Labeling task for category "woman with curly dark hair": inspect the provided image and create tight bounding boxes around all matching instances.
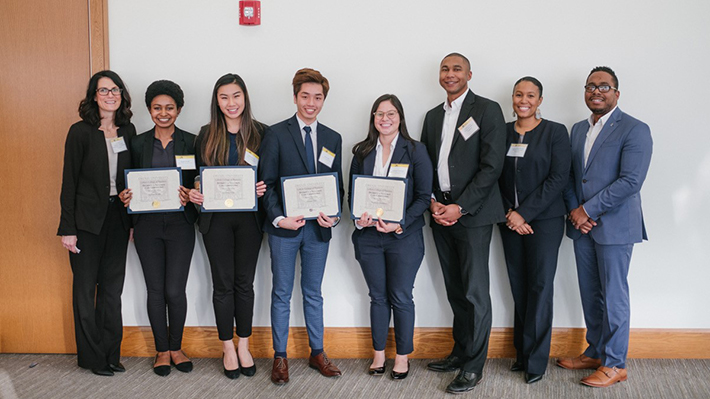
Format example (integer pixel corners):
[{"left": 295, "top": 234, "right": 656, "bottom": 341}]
[
  {"left": 120, "top": 80, "right": 197, "bottom": 376},
  {"left": 58, "top": 70, "right": 135, "bottom": 376}
]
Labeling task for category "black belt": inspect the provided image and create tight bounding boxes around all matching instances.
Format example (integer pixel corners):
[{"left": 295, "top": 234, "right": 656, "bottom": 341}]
[{"left": 109, "top": 195, "right": 118, "bottom": 203}]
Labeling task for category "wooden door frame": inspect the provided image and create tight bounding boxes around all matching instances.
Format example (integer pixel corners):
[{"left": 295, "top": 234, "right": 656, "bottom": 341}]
[{"left": 89, "top": 0, "right": 109, "bottom": 72}]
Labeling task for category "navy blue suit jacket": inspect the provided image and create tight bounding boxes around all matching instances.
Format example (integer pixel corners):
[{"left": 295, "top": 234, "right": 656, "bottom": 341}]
[
  {"left": 563, "top": 108, "right": 653, "bottom": 245},
  {"left": 260, "top": 115, "right": 344, "bottom": 241},
  {"left": 348, "top": 137, "right": 433, "bottom": 238},
  {"left": 498, "top": 119, "right": 570, "bottom": 222}
]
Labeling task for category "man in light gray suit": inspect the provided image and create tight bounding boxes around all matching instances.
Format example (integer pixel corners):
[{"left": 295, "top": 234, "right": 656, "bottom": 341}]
[{"left": 559, "top": 66, "right": 653, "bottom": 387}]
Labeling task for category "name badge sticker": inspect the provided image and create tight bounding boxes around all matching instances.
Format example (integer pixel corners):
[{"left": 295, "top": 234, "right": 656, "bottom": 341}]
[
  {"left": 458, "top": 117, "right": 480, "bottom": 141},
  {"left": 388, "top": 163, "right": 409, "bottom": 178},
  {"left": 506, "top": 143, "right": 528, "bottom": 158},
  {"left": 244, "top": 149, "right": 259, "bottom": 167},
  {"left": 175, "top": 155, "right": 196, "bottom": 170},
  {"left": 110, "top": 137, "right": 128, "bottom": 153},
  {"left": 318, "top": 146, "right": 335, "bottom": 168}
]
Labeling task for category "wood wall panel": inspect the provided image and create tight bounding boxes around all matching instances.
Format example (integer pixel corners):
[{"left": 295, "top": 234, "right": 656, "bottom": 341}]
[
  {"left": 120, "top": 327, "right": 710, "bottom": 359},
  {"left": 0, "top": 0, "right": 106, "bottom": 353}
]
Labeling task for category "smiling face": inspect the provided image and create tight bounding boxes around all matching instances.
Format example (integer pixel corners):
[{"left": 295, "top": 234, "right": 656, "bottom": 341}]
[
  {"left": 585, "top": 71, "right": 619, "bottom": 120},
  {"left": 512, "top": 80, "right": 543, "bottom": 120},
  {"left": 373, "top": 100, "right": 400, "bottom": 139},
  {"left": 94, "top": 77, "right": 122, "bottom": 114},
  {"left": 293, "top": 82, "right": 324, "bottom": 125},
  {"left": 439, "top": 55, "right": 472, "bottom": 101},
  {"left": 217, "top": 83, "right": 245, "bottom": 122},
  {"left": 150, "top": 94, "right": 180, "bottom": 130}
]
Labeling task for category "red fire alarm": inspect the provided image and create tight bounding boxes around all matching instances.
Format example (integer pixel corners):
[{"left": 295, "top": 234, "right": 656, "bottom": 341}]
[{"left": 239, "top": 1, "right": 261, "bottom": 25}]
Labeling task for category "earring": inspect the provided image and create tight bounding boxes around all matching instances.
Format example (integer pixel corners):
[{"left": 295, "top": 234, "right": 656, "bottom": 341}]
[
  {"left": 535, "top": 109, "right": 541, "bottom": 119},
  {"left": 512, "top": 111, "right": 517, "bottom": 118}
]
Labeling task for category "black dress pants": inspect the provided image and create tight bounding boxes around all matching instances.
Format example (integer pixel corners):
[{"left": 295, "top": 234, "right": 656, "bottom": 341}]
[
  {"left": 69, "top": 198, "right": 129, "bottom": 370},
  {"left": 202, "top": 212, "right": 262, "bottom": 340},
  {"left": 499, "top": 216, "right": 564, "bottom": 374},
  {"left": 431, "top": 222, "right": 493, "bottom": 374},
  {"left": 133, "top": 212, "right": 195, "bottom": 352}
]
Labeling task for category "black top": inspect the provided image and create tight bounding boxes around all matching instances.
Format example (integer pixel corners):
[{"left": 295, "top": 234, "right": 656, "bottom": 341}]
[
  {"left": 151, "top": 135, "right": 176, "bottom": 168},
  {"left": 498, "top": 119, "right": 571, "bottom": 222}
]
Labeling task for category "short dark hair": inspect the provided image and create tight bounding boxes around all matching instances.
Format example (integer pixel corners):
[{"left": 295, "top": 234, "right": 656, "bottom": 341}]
[
  {"left": 513, "top": 76, "right": 543, "bottom": 96},
  {"left": 144, "top": 80, "right": 184, "bottom": 109},
  {"left": 292, "top": 68, "right": 330, "bottom": 99},
  {"left": 442, "top": 52, "right": 471, "bottom": 71},
  {"left": 78, "top": 70, "right": 133, "bottom": 126},
  {"left": 588, "top": 66, "right": 618, "bottom": 89}
]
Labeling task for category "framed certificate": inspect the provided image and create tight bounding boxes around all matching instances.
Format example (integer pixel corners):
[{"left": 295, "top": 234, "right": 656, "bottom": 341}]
[
  {"left": 125, "top": 168, "right": 183, "bottom": 214},
  {"left": 200, "top": 166, "right": 257, "bottom": 212},
  {"left": 350, "top": 175, "right": 408, "bottom": 224},
  {"left": 281, "top": 172, "right": 341, "bottom": 220}
]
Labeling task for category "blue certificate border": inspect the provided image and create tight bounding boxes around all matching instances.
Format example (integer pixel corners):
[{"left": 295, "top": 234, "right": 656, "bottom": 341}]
[
  {"left": 124, "top": 167, "right": 184, "bottom": 214},
  {"left": 350, "top": 174, "right": 408, "bottom": 225},
  {"left": 199, "top": 166, "right": 258, "bottom": 213},
  {"left": 280, "top": 172, "right": 341, "bottom": 221}
]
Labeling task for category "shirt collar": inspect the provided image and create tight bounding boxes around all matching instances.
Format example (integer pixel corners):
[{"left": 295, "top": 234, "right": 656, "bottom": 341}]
[
  {"left": 296, "top": 115, "right": 318, "bottom": 133},
  {"left": 376, "top": 133, "right": 400, "bottom": 152},
  {"left": 443, "top": 88, "right": 468, "bottom": 113},
  {"left": 587, "top": 106, "right": 618, "bottom": 127}
]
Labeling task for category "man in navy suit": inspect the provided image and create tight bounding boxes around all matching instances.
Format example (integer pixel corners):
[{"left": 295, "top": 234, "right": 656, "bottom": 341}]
[
  {"left": 558, "top": 66, "right": 653, "bottom": 387},
  {"left": 260, "top": 68, "right": 344, "bottom": 385}
]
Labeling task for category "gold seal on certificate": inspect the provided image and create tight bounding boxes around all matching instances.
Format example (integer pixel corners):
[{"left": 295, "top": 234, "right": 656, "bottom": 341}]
[
  {"left": 152, "top": 200, "right": 161, "bottom": 208},
  {"left": 224, "top": 198, "right": 234, "bottom": 208},
  {"left": 376, "top": 208, "right": 384, "bottom": 217}
]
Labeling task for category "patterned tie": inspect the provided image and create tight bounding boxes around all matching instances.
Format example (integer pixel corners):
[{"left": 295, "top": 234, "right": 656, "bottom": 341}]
[{"left": 304, "top": 126, "right": 316, "bottom": 174}]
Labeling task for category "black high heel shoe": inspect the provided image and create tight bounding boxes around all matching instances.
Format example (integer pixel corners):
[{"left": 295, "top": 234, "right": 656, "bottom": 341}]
[
  {"left": 237, "top": 350, "right": 256, "bottom": 377},
  {"left": 510, "top": 361, "right": 524, "bottom": 372},
  {"left": 222, "top": 354, "right": 240, "bottom": 379},
  {"left": 391, "top": 360, "right": 410, "bottom": 380}
]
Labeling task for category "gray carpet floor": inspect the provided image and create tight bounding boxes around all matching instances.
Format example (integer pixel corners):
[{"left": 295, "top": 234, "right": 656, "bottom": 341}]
[{"left": 0, "top": 355, "right": 708, "bottom": 399}]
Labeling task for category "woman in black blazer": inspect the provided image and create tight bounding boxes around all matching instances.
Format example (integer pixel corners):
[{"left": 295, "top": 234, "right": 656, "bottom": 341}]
[
  {"left": 349, "top": 94, "right": 433, "bottom": 380},
  {"left": 498, "top": 77, "right": 571, "bottom": 384},
  {"left": 120, "top": 80, "right": 196, "bottom": 376},
  {"left": 57, "top": 70, "right": 135, "bottom": 376},
  {"left": 188, "top": 73, "right": 266, "bottom": 379}
]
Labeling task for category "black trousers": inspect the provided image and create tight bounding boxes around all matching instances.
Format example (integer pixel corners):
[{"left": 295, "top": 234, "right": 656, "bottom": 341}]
[
  {"left": 202, "top": 212, "right": 262, "bottom": 340},
  {"left": 133, "top": 212, "right": 195, "bottom": 352},
  {"left": 499, "top": 216, "right": 564, "bottom": 374},
  {"left": 432, "top": 222, "right": 493, "bottom": 374},
  {"left": 69, "top": 198, "right": 129, "bottom": 370}
]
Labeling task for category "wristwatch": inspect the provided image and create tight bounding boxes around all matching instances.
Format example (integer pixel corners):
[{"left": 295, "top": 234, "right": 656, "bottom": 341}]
[{"left": 458, "top": 205, "right": 469, "bottom": 215}]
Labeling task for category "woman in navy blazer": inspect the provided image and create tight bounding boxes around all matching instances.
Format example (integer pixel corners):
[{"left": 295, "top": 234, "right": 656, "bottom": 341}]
[
  {"left": 120, "top": 80, "right": 197, "bottom": 376},
  {"left": 188, "top": 73, "right": 267, "bottom": 379},
  {"left": 58, "top": 70, "right": 135, "bottom": 376},
  {"left": 498, "top": 77, "right": 571, "bottom": 384},
  {"left": 349, "top": 94, "right": 433, "bottom": 380}
]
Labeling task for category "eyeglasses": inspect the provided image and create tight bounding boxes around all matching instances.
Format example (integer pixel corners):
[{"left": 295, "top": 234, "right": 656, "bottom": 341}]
[
  {"left": 584, "top": 84, "right": 617, "bottom": 93},
  {"left": 96, "top": 87, "right": 122, "bottom": 96},
  {"left": 374, "top": 110, "right": 399, "bottom": 120}
]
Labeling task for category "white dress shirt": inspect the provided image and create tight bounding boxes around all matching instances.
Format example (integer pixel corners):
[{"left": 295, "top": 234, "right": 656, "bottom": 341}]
[
  {"left": 584, "top": 106, "right": 617, "bottom": 167},
  {"left": 437, "top": 90, "right": 468, "bottom": 192}
]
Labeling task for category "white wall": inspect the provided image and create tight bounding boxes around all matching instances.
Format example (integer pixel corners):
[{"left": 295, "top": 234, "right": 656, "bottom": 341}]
[{"left": 109, "top": 0, "right": 710, "bottom": 330}]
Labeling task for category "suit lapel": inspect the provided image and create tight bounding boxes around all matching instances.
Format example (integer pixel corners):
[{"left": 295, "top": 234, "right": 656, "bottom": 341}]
[
  {"left": 450, "top": 90, "right": 476, "bottom": 150},
  {"left": 388, "top": 135, "right": 409, "bottom": 173},
  {"left": 585, "top": 108, "right": 622, "bottom": 172},
  {"left": 287, "top": 116, "right": 310, "bottom": 172},
  {"left": 363, "top": 146, "right": 376, "bottom": 176},
  {"left": 173, "top": 128, "right": 186, "bottom": 156},
  {"left": 432, "top": 107, "right": 445, "bottom": 159},
  {"left": 142, "top": 127, "right": 155, "bottom": 168}
]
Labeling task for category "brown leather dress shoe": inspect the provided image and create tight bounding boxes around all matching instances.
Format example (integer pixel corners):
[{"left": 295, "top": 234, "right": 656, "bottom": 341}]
[
  {"left": 581, "top": 366, "right": 627, "bottom": 387},
  {"left": 308, "top": 353, "right": 342, "bottom": 377},
  {"left": 556, "top": 354, "right": 602, "bottom": 370},
  {"left": 271, "top": 357, "right": 289, "bottom": 385}
]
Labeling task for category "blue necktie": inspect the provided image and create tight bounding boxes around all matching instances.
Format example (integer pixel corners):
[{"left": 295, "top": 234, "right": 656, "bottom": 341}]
[{"left": 304, "top": 126, "right": 316, "bottom": 174}]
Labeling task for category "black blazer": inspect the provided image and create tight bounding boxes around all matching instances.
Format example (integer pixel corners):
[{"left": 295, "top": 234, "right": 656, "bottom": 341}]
[
  {"left": 58, "top": 121, "right": 136, "bottom": 236},
  {"left": 130, "top": 126, "right": 198, "bottom": 225},
  {"left": 194, "top": 123, "right": 267, "bottom": 235},
  {"left": 498, "top": 119, "right": 571, "bottom": 222},
  {"left": 259, "top": 115, "right": 344, "bottom": 242},
  {"left": 348, "top": 137, "right": 433, "bottom": 238},
  {"left": 420, "top": 90, "right": 507, "bottom": 227}
]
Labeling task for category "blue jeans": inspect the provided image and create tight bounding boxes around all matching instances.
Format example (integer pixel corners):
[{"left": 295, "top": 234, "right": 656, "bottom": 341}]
[{"left": 268, "top": 221, "right": 330, "bottom": 353}]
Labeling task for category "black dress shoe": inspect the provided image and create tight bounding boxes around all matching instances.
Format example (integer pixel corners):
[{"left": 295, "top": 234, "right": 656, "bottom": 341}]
[
  {"left": 172, "top": 360, "right": 193, "bottom": 373},
  {"left": 91, "top": 366, "right": 114, "bottom": 376},
  {"left": 445, "top": 370, "right": 483, "bottom": 393},
  {"left": 510, "top": 361, "right": 524, "bottom": 372},
  {"left": 154, "top": 354, "right": 171, "bottom": 377},
  {"left": 427, "top": 356, "right": 462, "bottom": 372},
  {"left": 368, "top": 365, "right": 386, "bottom": 376},
  {"left": 525, "top": 372, "right": 543, "bottom": 384},
  {"left": 391, "top": 361, "right": 410, "bottom": 380},
  {"left": 223, "top": 355, "right": 240, "bottom": 379},
  {"left": 238, "top": 358, "right": 256, "bottom": 377},
  {"left": 109, "top": 362, "right": 125, "bottom": 372}
]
